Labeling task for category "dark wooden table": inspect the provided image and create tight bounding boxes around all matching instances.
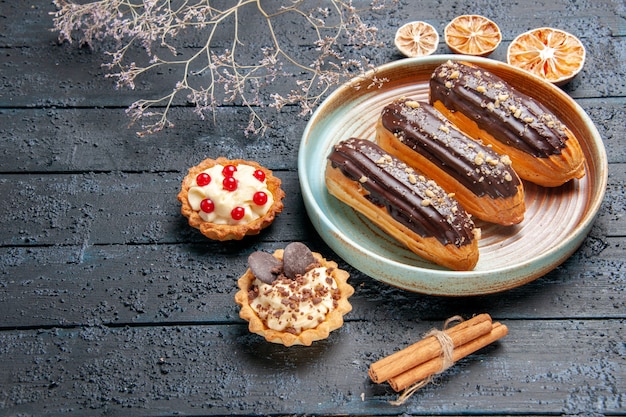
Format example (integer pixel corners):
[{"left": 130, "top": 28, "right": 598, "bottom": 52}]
[{"left": 1, "top": 1, "right": 624, "bottom": 415}]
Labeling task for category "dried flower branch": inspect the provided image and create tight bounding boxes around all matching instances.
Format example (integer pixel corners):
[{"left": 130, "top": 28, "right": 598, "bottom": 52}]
[{"left": 51, "top": 0, "right": 395, "bottom": 136}]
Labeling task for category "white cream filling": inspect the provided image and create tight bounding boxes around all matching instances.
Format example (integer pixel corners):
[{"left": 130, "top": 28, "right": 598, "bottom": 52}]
[
  {"left": 187, "top": 164, "right": 273, "bottom": 225},
  {"left": 251, "top": 267, "right": 338, "bottom": 333}
]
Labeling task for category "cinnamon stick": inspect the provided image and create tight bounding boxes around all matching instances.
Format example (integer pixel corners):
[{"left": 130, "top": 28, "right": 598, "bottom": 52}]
[
  {"left": 388, "top": 321, "right": 508, "bottom": 392},
  {"left": 368, "top": 313, "right": 492, "bottom": 383}
]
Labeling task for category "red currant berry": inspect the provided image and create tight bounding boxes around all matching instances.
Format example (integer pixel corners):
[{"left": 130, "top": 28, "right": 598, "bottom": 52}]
[
  {"left": 253, "top": 191, "right": 268, "bottom": 206},
  {"left": 196, "top": 172, "right": 211, "bottom": 186},
  {"left": 222, "top": 176, "right": 238, "bottom": 191},
  {"left": 253, "top": 169, "right": 265, "bottom": 182},
  {"left": 200, "top": 199, "right": 215, "bottom": 213},
  {"left": 222, "top": 164, "right": 237, "bottom": 177},
  {"left": 231, "top": 206, "right": 245, "bottom": 220}
]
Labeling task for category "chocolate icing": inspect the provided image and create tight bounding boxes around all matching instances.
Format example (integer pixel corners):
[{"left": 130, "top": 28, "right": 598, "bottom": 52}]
[
  {"left": 380, "top": 99, "right": 521, "bottom": 199},
  {"left": 430, "top": 60, "right": 569, "bottom": 158},
  {"left": 327, "top": 138, "right": 476, "bottom": 247}
]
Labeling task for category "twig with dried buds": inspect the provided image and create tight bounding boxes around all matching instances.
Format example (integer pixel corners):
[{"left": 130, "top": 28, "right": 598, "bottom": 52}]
[{"left": 51, "top": 0, "right": 395, "bottom": 136}]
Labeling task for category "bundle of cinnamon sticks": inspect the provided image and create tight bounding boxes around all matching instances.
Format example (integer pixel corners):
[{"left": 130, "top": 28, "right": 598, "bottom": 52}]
[{"left": 368, "top": 313, "right": 507, "bottom": 392}]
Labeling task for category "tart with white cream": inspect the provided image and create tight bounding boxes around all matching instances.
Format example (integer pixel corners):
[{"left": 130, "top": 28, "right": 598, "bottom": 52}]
[
  {"left": 178, "top": 157, "right": 284, "bottom": 240},
  {"left": 235, "top": 242, "right": 354, "bottom": 346}
]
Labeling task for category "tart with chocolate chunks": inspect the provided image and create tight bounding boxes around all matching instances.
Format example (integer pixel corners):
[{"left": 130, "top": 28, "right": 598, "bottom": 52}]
[{"left": 235, "top": 242, "right": 353, "bottom": 346}]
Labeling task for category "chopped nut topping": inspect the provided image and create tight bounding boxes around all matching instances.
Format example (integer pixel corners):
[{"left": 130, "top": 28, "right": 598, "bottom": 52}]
[
  {"left": 486, "top": 156, "right": 499, "bottom": 166},
  {"left": 500, "top": 155, "right": 512, "bottom": 165}
]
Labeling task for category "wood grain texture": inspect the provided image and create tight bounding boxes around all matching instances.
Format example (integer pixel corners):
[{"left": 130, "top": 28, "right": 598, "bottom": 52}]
[
  {"left": 0, "top": 234, "right": 624, "bottom": 329},
  {"left": 0, "top": 0, "right": 624, "bottom": 415},
  {"left": 0, "top": 320, "right": 623, "bottom": 415}
]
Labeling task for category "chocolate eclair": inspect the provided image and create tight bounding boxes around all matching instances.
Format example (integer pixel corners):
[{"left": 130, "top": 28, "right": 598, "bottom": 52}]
[
  {"left": 377, "top": 98, "right": 525, "bottom": 225},
  {"left": 430, "top": 60, "right": 585, "bottom": 187},
  {"left": 325, "top": 137, "right": 480, "bottom": 271}
]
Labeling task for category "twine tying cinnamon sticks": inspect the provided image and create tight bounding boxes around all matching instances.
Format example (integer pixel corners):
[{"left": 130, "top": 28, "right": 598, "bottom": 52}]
[{"left": 368, "top": 313, "right": 508, "bottom": 405}]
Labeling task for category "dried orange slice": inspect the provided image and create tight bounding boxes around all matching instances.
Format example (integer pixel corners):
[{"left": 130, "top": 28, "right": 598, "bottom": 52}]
[
  {"left": 444, "top": 15, "right": 502, "bottom": 57},
  {"left": 394, "top": 21, "right": 439, "bottom": 57},
  {"left": 507, "top": 27, "right": 586, "bottom": 85}
]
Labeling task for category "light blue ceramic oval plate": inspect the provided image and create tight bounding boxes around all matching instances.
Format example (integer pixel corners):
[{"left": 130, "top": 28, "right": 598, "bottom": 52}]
[{"left": 298, "top": 55, "right": 608, "bottom": 296}]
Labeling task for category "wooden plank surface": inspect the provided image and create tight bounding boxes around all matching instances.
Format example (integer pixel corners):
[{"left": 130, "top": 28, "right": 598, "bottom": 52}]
[
  {"left": 1, "top": 1, "right": 625, "bottom": 109},
  {"left": 0, "top": 235, "right": 624, "bottom": 329},
  {"left": 1, "top": 165, "right": 624, "bottom": 246},
  {"left": 1, "top": 97, "right": 624, "bottom": 174},
  {"left": 0, "top": 0, "right": 624, "bottom": 415},
  {"left": 1, "top": 320, "right": 624, "bottom": 416}
]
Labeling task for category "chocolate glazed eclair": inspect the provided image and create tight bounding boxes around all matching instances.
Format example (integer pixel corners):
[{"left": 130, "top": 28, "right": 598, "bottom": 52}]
[
  {"left": 377, "top": 98, "right": 525, "bottom": 226},
  {"left": 326, "top": 137, "right": 480, "bottom": 271},
  {"left": 429, "top": 60, "right": 585, "bottom": 187}
]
